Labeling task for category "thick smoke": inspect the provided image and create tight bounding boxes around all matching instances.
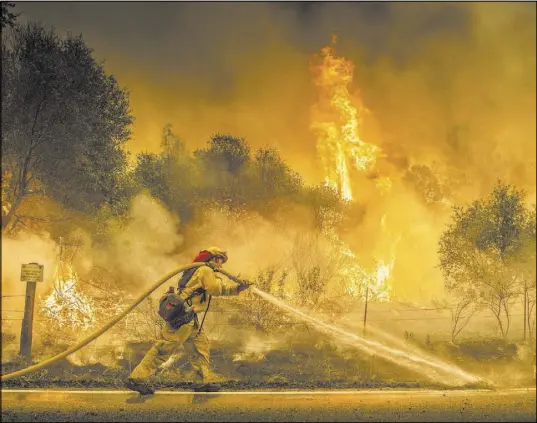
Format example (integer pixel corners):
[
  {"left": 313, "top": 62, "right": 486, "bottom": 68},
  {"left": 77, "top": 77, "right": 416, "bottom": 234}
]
[
  {"left": 95, "top": 193, "right": 186, "bottom": 290},
  {"left": 15, "top": 3, "right": 535, "bottom": 194},
  {"left": 5, "top": 3, "right": 535, "bottom": 360},
  {"left": 1, "top": 232, "right": 60, "bottom": 340}
]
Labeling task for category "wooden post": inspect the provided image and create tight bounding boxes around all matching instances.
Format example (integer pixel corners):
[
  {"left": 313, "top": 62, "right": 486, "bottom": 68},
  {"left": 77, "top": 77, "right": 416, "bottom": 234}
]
[
  {"left": 20, "top": 280, "right": 37, "bottom": 360},
  {"left": 523, "top": 287, "right": 527, "bottom": 342},
  {"left": 363, "top": 286, "right": 369, "bottom": 336}
]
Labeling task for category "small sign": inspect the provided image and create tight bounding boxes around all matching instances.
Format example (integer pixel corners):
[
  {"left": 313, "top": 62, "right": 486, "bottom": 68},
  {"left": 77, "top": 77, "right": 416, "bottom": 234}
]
[{"left": 20, "top": 263, "right": 44, "bottom": 282}]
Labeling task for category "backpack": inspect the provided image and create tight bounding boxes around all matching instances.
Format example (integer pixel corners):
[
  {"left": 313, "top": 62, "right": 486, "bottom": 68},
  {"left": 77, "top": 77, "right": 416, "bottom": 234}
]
[{"left": 158, "top": 266, "right": 207, "bottom": 328}]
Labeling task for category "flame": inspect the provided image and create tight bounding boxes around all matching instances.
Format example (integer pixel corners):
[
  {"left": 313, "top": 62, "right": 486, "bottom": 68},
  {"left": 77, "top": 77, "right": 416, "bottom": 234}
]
[
  {"left": 41, "top": 262, "right": 95, "bottom": 330},
  {"left": 343, "top": 255, "right": 395, "bottom": 303},
  {"left": 322, "top": 225, "right": 395, "bottom": 302},
  {"left": 310, "top": 36, "right": 381, "bottom": 201}
]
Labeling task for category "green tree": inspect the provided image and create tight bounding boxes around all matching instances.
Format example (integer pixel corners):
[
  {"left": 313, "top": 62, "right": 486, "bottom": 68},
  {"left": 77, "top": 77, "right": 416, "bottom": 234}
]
[
  {"left": 438, "top": 182, "right": 533, "bottom": 339},
  {"left": 1, "top": 23, "right": 132, "bottom": 233}
]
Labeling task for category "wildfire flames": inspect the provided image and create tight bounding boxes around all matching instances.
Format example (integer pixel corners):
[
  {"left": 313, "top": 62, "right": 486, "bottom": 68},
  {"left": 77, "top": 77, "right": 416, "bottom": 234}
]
[
  {"left": 311, "top": 37, "right": 398, "bottom": 302},
  {"left": 337, "top": 236, "right": 395, "bottom": 303},
  {"left": 41, "top": 261, "right": 95, "bottom": 330},
  {"left": 310, "top": 35, "right": 381, "bottom": 202}
]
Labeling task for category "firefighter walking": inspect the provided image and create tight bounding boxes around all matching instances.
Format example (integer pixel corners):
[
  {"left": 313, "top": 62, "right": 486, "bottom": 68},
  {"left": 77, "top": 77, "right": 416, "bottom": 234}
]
[{"left": 126, "top": 247, "right": 253, "bottom": 395}]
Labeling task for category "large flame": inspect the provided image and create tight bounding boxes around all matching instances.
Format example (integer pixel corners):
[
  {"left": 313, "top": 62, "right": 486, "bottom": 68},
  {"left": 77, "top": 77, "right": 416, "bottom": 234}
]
[
  {"left": 41, "top": 262, "right": 95, "bottom": 330},
  {"left": 310, "top": 35, "right": 380, "bottom": 201},
  {"left": 311, "top": 37, "right": 395, "bottom": 301}
]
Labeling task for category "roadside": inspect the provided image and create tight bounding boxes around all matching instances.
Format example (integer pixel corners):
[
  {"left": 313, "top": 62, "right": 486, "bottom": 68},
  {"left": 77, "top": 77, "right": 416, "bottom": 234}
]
[
  {"left": 2, "top": 388, "right": 535, "bottom": 422},
  {"left": 2, "top": 336, "right": 535, "bottom": 391}
]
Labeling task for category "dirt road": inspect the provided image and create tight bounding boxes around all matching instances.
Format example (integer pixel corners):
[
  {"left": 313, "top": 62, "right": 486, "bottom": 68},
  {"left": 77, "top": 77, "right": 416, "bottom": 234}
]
[{"left": 1, "top": 388, "right": 535, "bottom": 422}]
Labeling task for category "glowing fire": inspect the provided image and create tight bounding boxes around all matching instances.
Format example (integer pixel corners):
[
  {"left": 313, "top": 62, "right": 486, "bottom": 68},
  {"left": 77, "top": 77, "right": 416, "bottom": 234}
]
[
  {"left": 41, "top": 262, "right": 95, "bottom": 330},
  {"left": 342, "top": 250, "right": 395, "bottom": 303},
  {"left": 310, "top": 35, "right": 380, "bottom": 201},
  {"left": 323, "top": 225, "right": 395, "bottom": 302}
]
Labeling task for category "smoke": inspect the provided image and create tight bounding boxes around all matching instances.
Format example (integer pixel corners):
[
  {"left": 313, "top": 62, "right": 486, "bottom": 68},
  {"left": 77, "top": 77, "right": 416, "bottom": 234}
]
[
  {"left": 94, "top": 193, "right": 186, "bottom": 290},
  {"left": 4, "top": 3, "right": 534, "bottom": 371},
  {"left": 14, "top": 2, "right": 535, "bottom": 190},
  {"left": 1, "top": 231, "right": 60, "bottom": 339},
  {"left": 12, "top": 2, "right": 535, "bottom": 303}
]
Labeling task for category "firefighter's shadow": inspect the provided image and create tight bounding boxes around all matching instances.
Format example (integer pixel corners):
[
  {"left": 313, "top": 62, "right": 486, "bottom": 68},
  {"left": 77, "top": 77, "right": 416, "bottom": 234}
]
[{"left": 126, "top": 394, "right": 155, "bottom": 404}]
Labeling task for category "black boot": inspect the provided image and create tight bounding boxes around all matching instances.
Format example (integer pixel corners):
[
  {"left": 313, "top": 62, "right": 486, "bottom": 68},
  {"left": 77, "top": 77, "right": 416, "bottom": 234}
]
[{"left": 125, "top": 378, "right": 155, "bottom": 395}]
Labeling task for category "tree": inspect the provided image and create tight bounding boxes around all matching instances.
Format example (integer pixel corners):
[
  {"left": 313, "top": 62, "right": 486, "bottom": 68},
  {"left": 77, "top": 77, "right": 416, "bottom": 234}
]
[
  {"left": 133, "top": 125, "right": 197, "bottom": 223},
  {"left": 1, "top": 23, "right": 132, "bottom": 234},
  {"left": 438, "top": 182, "right": 532, "bottom": 339},
  {"left": 512, "top": 208, "right": 536, "bottom": 340},
  {"left": 248, "top": 147, "right": 302, "bottom": 213},
  {"left": 290, "top": 232, "right": 345, "bottom": 307},
  {"left": 403, "top": 164, "right": 445, "bottom": 204},
  {"left": 300, "top": 184, "right": 343, "bottom": 232},
  {"left": 254, "top": 147, "right": 301, "bottom": 195},
  {"left": 1, "top": 2, "right": 18, "bottom": 29},
  {"left": 193, "top": 134, "right": 251, "bottom": 206},
  {"left": 433, "top": 296, "right": 479, "bottom": 343},
  {"left": 194, "top": 134, "right": 250, "bottom": 176},
  {"left": 160, "top": 123, "right": 186, "bottom": 161}
]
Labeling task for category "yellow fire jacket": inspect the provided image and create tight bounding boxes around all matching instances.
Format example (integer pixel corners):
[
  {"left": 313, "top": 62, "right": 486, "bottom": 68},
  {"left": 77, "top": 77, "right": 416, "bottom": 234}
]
[{"left": 178, "top": 265, "right": 241, "bottom": 314}]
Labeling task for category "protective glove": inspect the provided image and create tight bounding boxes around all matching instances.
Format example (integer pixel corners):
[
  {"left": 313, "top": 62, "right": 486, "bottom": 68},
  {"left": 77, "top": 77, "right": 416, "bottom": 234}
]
[{"left": 236, "top": 280, "right": 255, "bottom": 293}]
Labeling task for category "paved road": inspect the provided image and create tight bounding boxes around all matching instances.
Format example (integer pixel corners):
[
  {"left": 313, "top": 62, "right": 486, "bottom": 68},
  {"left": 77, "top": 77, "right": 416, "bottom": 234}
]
[{"left": 1, "top": 388, "right": 535, "bottom": 422}]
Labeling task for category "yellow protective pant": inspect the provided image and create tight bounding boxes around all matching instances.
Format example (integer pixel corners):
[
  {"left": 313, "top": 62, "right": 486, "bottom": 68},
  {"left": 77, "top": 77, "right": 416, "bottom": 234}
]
[{"left": 129, "top": 320, "right": 210, "bottom": 383}]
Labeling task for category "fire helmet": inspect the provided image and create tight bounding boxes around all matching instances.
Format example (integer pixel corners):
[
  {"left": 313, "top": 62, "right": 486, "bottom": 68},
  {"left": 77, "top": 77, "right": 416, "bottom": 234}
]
[{"left": 194, "top": 246, "right": 228, "bottom": 263}]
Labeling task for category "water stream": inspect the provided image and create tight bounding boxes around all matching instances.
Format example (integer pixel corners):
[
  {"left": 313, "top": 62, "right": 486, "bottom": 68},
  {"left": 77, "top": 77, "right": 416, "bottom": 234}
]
[{"left": 252, "top": 287, "right": 482, "bottom": 386}]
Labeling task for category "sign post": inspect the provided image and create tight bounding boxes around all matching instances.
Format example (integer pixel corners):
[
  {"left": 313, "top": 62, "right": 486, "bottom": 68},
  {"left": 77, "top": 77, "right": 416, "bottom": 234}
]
[{"left": 20, "top": 263, "right": 44, "bottom": 361}]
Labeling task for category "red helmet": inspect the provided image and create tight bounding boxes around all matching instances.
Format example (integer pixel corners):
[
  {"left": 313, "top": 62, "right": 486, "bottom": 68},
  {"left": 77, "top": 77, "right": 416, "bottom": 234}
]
[{"left": 193, "top": 246, "right": 228, "bottom": 263}]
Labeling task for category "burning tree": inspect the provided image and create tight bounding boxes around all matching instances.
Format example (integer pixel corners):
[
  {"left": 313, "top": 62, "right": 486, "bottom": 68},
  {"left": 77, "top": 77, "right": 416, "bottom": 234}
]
[{"left": 439, "top": 182, "right": 535, "bottom": 339}]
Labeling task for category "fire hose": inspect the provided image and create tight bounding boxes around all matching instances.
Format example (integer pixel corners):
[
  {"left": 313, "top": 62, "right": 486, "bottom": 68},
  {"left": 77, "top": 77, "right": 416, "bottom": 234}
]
[
  {"left": 1, "top": 264, "right": 485, "bottom": 387},
  {"left": 0, "top": 262, "right": 208, "bottom": 382}
]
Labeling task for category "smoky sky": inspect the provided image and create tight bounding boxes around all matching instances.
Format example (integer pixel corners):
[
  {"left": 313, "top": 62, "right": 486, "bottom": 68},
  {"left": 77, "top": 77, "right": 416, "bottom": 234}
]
[
  {"left": 13, "top": 2, "right": 468, "bottom": 94},
  {"left": 10, "top": 2, "right": 535, "bottom": 197}
]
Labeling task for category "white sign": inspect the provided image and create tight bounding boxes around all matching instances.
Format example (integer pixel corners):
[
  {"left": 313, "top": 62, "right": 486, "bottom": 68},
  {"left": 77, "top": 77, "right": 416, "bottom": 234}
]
[{"left": 20, "top": 263, "right": 44, "bottom": 282}]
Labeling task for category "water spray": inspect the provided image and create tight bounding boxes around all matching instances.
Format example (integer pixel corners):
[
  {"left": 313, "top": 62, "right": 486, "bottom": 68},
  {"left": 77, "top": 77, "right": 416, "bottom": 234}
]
[
  {"left": 250, "top": 287, "right": 483, "bottom": 386},
  {"left": 2, "top": 263, "right": 484, "bottom": 387}
]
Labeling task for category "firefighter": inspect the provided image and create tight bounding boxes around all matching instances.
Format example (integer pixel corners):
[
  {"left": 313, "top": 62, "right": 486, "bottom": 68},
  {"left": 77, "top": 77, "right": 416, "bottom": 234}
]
[{"left": 126, "top": 247, "right": 253, "bottom": 395}]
